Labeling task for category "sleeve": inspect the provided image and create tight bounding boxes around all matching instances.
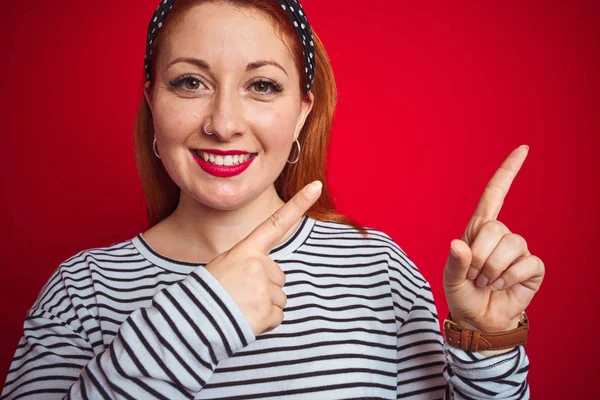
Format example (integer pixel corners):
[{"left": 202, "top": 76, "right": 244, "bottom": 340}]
[
  {"left": 1, "top": 267, "right": 255, "bottom": 400},
  {"left": 395, "top": 281, "right": 530, "bottom": 399}
]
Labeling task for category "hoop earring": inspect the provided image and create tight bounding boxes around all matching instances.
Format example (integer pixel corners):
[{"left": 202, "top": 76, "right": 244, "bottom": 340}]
[
  {"left": 153, "top": 136, "right": 161, "bottom": 159},
  {"left": 287, "top": 139, "right": 301, "bottom": 164},
  {"left": 204, "top": 123, "right": 213, "bottom": 135}
]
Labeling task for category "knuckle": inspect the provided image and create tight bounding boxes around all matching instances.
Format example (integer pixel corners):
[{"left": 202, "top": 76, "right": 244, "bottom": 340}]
[
  {"left": 531, "top": 255, "right": 545, "bottom": 271},
  {"left": 247, "top": 257, "right": 262, "bottom": 269},
  {"left": 282, "top": 294, "right": 288, "bottom": 308},
  {"left": 471, "top": 253, "right": 484, "bottom": 268},
  {"left": 266, "top": 261, "right": 286, "bottom": 286},
  {"left": 247, "top": 258, "right": 265, "bottom": 277},
  {"left": 274, "top": 307, "right": 284, "bottom": 324},
  {"left": 505, "top": 233, "right": 527, "bottom": 248},
  {"left": 485, "top": 260, "right": 504, "bottom": 275},
  {"left": 485, "top": 183, "right": 507, "bottom": 197},
  {"left": 470, "top": 249, "right": 486, "bottom": 267},
  {"left": 278, "top": 269, "right": 287, "bottom": 286},
  {"left": 483, "top": 220, "right": 508, "bottom": 234},
  {"left": 269, "top": 261, "right": 286, "bottom": 285},
  {"left": 267, "top": 212, "right": 285, "bottom": 231},
  {"left": 510, "top": 267, "right": 525, "bottom": 282},
  {"left": 278, "top": 288, "right": 288, "bottom": 303},
  {"left": 470, "top": 250, "right": 487, "bottom": 268},
  {"left": 290, "top": 192, "right": 305, "bottom": 208},
  {"left": 247, "top": 256, "right": 261, "bottom": 265}
]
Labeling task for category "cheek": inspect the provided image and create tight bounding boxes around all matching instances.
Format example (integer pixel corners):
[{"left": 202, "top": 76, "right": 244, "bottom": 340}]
[
  {"left": 248, "top": 102, "right": 299, "bottom": 150},
  {"left": 153, "top": 98, "right": 201, "bottom": 142}
]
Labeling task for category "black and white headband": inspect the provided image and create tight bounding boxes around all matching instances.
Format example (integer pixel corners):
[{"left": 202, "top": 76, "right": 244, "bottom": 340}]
[{"left": 144, "top": 0, "right": 316, "bottom": 90}]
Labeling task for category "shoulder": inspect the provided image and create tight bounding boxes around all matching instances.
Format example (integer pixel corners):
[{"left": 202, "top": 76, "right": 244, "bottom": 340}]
[
  {"left": 56, "top": 238, "right": 141, "bottom": 276},
  {"left": 32, "top": 238, "right": 141, "bottom": 309},
  {"left": 310, "top": 219, "right": 427, "bottom": 289},
  {"left": 69, "top": 237, "right": 139, "bottom": 261}
]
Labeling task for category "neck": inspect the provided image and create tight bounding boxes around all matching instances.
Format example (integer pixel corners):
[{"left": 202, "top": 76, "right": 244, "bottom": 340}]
[{"left": 154, "top": 185, "right": 291, "bottom": 262}]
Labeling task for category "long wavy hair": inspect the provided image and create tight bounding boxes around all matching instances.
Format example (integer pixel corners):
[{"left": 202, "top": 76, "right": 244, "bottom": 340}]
[{"left": 135, "top": 0, "right": 365, "bottom": 234}]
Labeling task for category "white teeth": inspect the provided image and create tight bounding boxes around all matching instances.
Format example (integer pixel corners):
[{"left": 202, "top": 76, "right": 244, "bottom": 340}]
[{"left": 196, "top": 151, "right": 253, "bottom": 166}]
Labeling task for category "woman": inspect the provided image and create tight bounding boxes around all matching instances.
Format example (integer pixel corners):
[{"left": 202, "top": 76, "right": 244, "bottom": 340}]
[{"left": 1, "top": 0, "right": 544, "bottom": 399}]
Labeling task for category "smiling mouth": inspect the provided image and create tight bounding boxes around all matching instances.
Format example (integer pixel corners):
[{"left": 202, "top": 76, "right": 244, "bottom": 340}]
[{"left": 193, "top": 150, "right": 257, "bottom": 166}]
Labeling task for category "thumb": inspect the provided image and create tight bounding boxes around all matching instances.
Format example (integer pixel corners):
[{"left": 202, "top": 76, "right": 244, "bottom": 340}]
[{"left": 443, "top": 239, "right": 473, "bottom": 288}]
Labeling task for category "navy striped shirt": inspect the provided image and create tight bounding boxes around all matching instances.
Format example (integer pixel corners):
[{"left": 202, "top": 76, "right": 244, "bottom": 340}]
[{"left": 1, "top": 217, "right": 529, "bottom": 399}]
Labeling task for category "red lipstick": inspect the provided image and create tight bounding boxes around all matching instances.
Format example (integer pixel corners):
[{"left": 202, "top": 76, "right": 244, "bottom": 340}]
[{"left": 191, "top": 150, "right": 256, "bottom": 178}]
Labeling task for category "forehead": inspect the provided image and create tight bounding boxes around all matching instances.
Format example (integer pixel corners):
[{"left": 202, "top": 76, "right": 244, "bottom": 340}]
[{"left": 161, "top": 2, "right": 296, "bottom": 70}]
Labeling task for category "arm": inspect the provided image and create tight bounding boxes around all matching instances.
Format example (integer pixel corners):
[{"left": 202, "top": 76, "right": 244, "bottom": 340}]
[
  {"left": 1, "top": 267, "right": 255, "bottom": 400},
  {"left": 395, "top": 282, "right": 529, "bottom": 399}
]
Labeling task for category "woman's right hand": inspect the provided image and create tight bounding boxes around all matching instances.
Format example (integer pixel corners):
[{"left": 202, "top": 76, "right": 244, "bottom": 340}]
[{"left": 204, "top": 181, "right": 323, "bottom": 336}]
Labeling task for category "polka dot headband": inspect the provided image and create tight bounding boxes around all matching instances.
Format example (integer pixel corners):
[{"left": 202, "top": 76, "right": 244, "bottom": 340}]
[{"left": 144, "top": 0, "right": 316, "bottom": 90}]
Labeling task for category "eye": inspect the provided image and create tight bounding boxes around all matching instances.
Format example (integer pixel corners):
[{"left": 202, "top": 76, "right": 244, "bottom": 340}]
[
  {"left": 183, "top": 78, "right": 201, "bottom": 90},
  {"left": 169, "top": 75, "right": 206, "bottom": 92},
  {"left": 253, "top": 81, "right": 270, "bottom": 93},
  {"left": 250, "top": 79, "right": 284, "bottom": 95}
]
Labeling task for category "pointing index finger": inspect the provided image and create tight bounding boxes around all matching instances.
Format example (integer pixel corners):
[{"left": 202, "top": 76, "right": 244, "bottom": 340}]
[
  {"left": 242, "top": 181, "right": 323, "bottom": 254},
  {"left": 471, "top": 145, "right": 529, "bottom": 222}
]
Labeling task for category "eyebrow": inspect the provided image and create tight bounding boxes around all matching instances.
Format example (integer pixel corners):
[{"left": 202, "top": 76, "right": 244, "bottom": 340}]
[
  {"left": 247, "top": 61, "right": 288, "bottom": 77},
  {"left": 166, "top": 57, "right": 288, "bottom": 76}
]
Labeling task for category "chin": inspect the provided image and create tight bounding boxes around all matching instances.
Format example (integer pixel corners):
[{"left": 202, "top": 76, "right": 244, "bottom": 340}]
[
  {"left": 203, "top": 198, "right": 247, "bottom": 211},
  {"left": 194, "top": 187, "right": 258, "bottom": 211}
]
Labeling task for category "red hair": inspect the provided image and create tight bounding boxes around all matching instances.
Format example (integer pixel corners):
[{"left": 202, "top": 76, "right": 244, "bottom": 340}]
[{"left": 135, "top": 0, "right": 366, "bottom": 235}]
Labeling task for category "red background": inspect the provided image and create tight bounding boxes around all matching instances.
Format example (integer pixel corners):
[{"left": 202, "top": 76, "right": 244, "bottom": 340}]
[{"left": 1, "top": 0, "right": 598, "bottom": 397}]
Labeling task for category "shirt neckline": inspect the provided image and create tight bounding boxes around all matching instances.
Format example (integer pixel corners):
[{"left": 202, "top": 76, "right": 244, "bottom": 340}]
[{"left": 130, "top": 215, "right": 315, "bottom": 274}]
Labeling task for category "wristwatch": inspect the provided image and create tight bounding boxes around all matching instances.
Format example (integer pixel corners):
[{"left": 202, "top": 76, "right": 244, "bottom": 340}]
[{"left": 443, "top": 312, "right": 529, "bottom": 351}]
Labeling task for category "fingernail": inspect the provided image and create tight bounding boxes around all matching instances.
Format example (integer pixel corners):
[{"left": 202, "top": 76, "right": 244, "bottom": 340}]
[
  {"left": 475, "top": 274, "right": 489, "bottom": 288},
  {"left": 492, "top": 278, "right": 505, "bottom": 290},
  {"left": 519, "top": 144, "right": 529, "bottom": 151},
  {"left": 467, "top": 267, "right": 479, "bottom": 280},
  {"left": 306, "top": 181, "right": 322, "bottom": 195}
]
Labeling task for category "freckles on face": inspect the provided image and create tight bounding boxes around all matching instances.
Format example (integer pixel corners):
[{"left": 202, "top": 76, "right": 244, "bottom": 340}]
[
  {"left": 151, "top": 92, "right": 204, "bottom": 194},
  {"left": 152, "top": 94, "right": 194, "bottom": 142}
]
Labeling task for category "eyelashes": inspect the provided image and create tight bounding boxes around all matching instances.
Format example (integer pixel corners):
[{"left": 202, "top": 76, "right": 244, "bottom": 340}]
[
  {"left": 169, "top": 75, "right": 204, "bottom": 92},
  {"left": 248, "top": 77, "right": 284, "bottom": 94},
  {"left": 168, "top": 74, "right": 284, "bottom": 96}
]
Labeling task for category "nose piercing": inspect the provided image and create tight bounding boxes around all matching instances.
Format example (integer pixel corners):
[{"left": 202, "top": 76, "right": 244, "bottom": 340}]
[{"left": 204, "top": 123, "right": 214, "bottom": 135}]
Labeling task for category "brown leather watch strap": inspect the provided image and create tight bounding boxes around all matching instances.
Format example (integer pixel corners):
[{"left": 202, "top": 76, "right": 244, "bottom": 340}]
[{"left": 443, "top": 312, "right": 529, "bottom": 351}]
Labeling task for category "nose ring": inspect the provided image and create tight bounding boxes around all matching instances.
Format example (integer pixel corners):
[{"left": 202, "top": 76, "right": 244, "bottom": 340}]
[{"left": 204, "top": 123, "right": 214, "bottom": 135}]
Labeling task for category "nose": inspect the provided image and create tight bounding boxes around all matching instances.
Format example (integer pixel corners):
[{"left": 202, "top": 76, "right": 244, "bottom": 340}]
[{"left": 207, "top": 87, "right": 246, "bottom": 141}]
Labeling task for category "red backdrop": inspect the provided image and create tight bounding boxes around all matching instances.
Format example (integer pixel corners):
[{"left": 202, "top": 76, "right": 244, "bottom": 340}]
[{"left": 1, "top": 0, "right": 598, "bottom": 397}]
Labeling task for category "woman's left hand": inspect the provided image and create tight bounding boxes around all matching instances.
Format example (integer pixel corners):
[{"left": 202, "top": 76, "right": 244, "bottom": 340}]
[{"left": 443, "top": 145, "right": 545, "bottom": 333}]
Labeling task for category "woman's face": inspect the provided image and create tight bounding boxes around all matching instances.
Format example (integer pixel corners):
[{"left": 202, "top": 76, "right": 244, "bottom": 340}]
[{"left": 145, "top": 2, "right": 313, "bottom": 211}]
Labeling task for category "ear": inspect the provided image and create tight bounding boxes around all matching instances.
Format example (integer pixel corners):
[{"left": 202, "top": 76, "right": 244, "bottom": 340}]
[
  {"left": 293, "top": 91, "right": 315, "bottom": 141},
  {"left": 143, "top": 80, "right": 153, "bottom": 112}
]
